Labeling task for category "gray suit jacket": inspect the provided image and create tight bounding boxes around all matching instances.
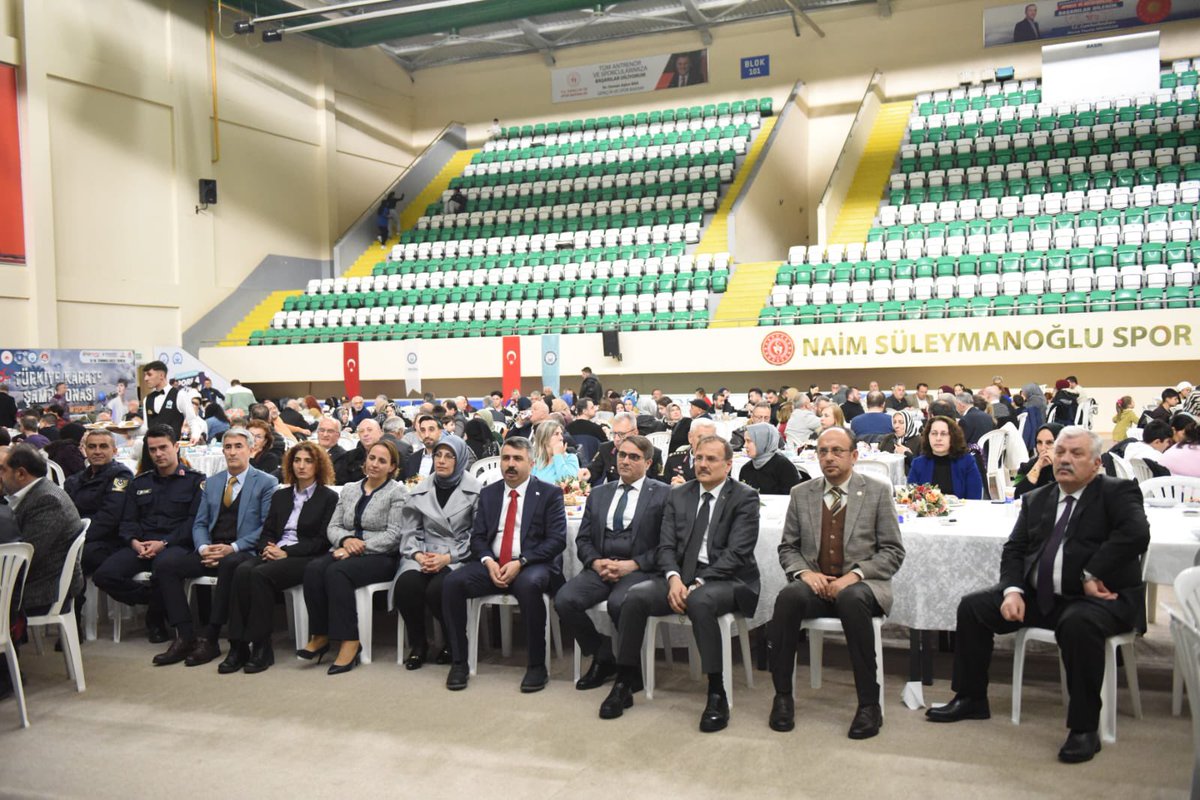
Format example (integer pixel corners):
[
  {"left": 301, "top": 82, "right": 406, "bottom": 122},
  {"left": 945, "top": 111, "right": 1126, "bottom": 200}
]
[
  {"left": 658, "top": 479, "right": 761, "bottom": 616},
  {"left": 777, "top": 472, "right": 905, "bottom": 613},
  {"left": 396, "top": 474, "right": 482, "bottom": 576},
  {"left": 327, "top": 479, "right": 410, "bottom": 554},
  {"left": 13, "top": 479, "right": 84, "bottom": 609}
]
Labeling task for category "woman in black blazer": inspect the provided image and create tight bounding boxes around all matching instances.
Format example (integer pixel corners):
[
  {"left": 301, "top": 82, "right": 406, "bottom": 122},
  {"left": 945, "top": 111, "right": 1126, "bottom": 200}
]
[{"left": 221, "top": 441, "right": 338, "bottom": 674}]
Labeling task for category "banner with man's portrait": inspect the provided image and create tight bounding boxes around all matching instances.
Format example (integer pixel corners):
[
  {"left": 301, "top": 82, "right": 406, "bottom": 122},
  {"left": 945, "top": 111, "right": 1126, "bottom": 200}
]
[
  {"left": 983, "top": 0, "right": 1200, "bottom": 48},
  {"left": 551, "top": 49, "right": 708, "bottom": 104}
]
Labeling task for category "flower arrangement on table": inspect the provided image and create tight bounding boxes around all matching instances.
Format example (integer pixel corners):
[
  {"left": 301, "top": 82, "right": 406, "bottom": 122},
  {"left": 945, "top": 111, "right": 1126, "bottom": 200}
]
[
  {"left": 895, "top": 483, "right": 950, "bottom": 518},
  {"left": 557, "top": 476, "right": 590, "bottom": 506}
]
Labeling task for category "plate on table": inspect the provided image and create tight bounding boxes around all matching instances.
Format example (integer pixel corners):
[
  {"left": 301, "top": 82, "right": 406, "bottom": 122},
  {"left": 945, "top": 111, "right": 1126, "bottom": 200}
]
[
  {"left": 945, "top": 495, "right": 964, "bottom": 508},
  {"left": 1146, "top": 497, "right": 1177, "bottom": 509}
]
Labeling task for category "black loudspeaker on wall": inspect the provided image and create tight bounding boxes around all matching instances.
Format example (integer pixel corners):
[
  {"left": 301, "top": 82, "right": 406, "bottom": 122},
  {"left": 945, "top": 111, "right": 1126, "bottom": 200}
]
[
  {"left": 199, "top": 179, "right": 217, "bottom": 205},
  {"left": 601, "top": 329, "right": 621, "bottom": 361}
]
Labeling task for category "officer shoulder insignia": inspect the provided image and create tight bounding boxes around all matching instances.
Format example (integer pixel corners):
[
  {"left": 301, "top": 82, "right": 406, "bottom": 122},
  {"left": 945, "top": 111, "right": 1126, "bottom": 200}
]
[
  {"left": 112, "top": 477, "right": 128, "bottom": 493},
  {"left": 671, "top": 445, "right": 691, "bottom": 455},
  {"left": 199, "top": 479, "right": 206, "bottom": 491}
]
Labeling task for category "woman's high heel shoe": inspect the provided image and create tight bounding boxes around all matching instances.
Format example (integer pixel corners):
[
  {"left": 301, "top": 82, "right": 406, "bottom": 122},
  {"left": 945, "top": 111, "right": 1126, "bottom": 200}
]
[
  {"left": 327, "top": 645, "right": 362, "bottom": 675},
  {"left": 296, "top": 643, "right": 330, "bottom": 663}
]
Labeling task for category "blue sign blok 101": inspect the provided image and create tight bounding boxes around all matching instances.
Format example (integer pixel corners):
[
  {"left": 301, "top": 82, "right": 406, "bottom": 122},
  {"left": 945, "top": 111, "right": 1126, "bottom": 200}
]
[{"left": 741, "top": 55, "right": 769, "bottom": 79}]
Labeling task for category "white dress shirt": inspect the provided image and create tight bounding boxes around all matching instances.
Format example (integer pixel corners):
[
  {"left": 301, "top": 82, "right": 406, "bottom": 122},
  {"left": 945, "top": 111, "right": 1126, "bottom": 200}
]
[
  {"left": 418, "top": 449, "right": 435, "bottom": 477},
  {"left": 6, "top": 477, "right": 43, "bottom": 511},
  {"left": 606, "top": 476, "right": 645, "bottom": 532},
  {"left": 485, "top": 478, "right": 529, "bottom": 561}
]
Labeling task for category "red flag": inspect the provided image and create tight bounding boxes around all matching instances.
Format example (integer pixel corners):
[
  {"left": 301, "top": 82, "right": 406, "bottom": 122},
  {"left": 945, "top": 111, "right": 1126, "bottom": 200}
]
[
  {"left": 343, "top": 342, "right": 361, "bottom": 398},
  {"left": 501, "top": 336, "right": 521, "bottom": 399}
]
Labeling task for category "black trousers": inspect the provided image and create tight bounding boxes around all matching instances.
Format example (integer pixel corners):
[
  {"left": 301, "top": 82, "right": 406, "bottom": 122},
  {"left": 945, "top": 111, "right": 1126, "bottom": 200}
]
[
  {"left": 82, "top": 540, "right": 123, "bottom": 578},
  {"left": 227, "top": 555, "right": 315, "bottom": 644},
  {"left": 442, "top": 561, "right": 563, "bottom": 666},
  {"left": 953, "top": 586, "right": 1131, "bottom": 732},
  {"left": 616, "top": 577, "right": 739, "bottom": 675},
  {"left": 91, "top": 546, "right": 165, "bottom": 625},
  {"left": 392, "top": 567, "right": 451, "bottom": 649},
  {"left": 302, "top": 552, "right": 398, "bottom": 641},
  {"left": 768, "top": 580, "right": 883, "bottom": 706},
  {"left": 554, "top": 569, "right": 654, "bottom": 662},
  {"left": 153, "top": 547, "right": 255, "bottom": 636}
]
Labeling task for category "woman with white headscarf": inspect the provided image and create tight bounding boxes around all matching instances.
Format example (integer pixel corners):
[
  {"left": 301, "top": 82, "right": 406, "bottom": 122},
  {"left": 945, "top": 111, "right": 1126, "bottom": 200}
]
[
  {"left": 738, "top": 422, "right": 805, "bottom": 495},
  {"left": 879, "top": 409, "right": 923, "bottom": 471}
]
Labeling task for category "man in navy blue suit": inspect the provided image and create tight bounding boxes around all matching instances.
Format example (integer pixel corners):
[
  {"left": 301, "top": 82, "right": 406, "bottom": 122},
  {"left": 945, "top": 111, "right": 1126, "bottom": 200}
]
[
  {"left": 151, "top": 426, "right": 277, "bottom": 667},
  {"left": 556, "top": 434, "right": 669, "bottom": 691},
  {"left": 443, "top": 436, "right": 566, "bottom": 693}
]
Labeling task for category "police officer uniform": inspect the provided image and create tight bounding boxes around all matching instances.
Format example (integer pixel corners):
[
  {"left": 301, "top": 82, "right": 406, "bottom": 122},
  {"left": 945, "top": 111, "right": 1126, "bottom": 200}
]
[
  {"left": 144, "top": 385, "right": 187, "bottom": 440},
  {"left": 91, "top": 465, "right": 205, "bottom": 638},
  {"left": 664, "top": 444, "right": 696, "bottom": 483},
  {"left": 64, "top": 460, "right": 134, "bottom": 576}
]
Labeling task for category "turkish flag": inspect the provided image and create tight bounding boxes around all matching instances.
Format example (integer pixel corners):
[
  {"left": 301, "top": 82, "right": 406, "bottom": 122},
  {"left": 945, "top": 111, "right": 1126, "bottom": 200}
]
[
  {"left": 501, "top": 336, "right": 521, "bottom": 399},
  {"left": 343, "top": 342, "right": 361, "bottom": 398}
]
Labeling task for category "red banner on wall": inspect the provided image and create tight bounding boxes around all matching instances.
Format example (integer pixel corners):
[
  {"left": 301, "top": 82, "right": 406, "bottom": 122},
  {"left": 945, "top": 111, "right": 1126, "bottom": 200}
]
[
  {"left": 343, "top": 342, "right": 361, "bottom": 398},
  {"left": 501, "top": 336, "right": 521, "bottom": 399},
  {"left": 0, "top": 66, "right": 24, "bottom": 264}
]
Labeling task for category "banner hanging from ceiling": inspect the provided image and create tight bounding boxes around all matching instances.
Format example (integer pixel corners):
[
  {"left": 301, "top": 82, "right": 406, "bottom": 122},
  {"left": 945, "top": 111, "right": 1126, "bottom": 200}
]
[
  {"left": 983, "top": 0, "right": 1200, "bottom": 48},
  {"left": 551, "top": 49, "right": 708, "bottom": 104}
]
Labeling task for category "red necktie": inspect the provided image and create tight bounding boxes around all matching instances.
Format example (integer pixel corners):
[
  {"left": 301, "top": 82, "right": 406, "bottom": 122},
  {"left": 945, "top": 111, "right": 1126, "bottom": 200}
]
[{"left": 498, "top": 489, "right": 519, "bottom": 564}]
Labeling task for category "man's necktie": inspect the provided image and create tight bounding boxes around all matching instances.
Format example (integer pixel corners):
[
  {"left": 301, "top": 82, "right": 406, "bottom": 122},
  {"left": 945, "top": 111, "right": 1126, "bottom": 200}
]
[
  {"left": 222, "top": 475, "right": 237, "bottom": 508},
  {"left": 1037, "top": 495, "right": 1075, "bottom": 615},
  {"left": 498, "top": 489, "right": 519, "bottom": 565},
  {"left": 612, "top": 484, "right": 632, "bottom": 532},
  {"left": 681, "top": 491, "right": 712, "bottom": 585},
  {"left": 827, "top": 485, "right": 845, "bottom": 515}
]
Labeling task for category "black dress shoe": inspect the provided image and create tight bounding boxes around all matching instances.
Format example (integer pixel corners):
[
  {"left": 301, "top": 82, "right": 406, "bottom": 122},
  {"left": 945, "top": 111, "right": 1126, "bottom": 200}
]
[
  {"left": 147, "top": 626, "right": 170, "bottom": 645},
  {"left": 925, "top": 695, "right": 991, "bottom": 723},
  {"left": 520, "top": 664, "right": 549, "bottom": 693},
  {"left": 434, "top": 647, "right": 451, "bottom": 665},
  {"left": 295, "top": 643, "right": 329, "bottom": 663},
  {"left": 599, "top": 681, "right": 634, "bottom": 719},
  {"left": 404, "top": 646, "right": 428, "bottom": 671},
  {"left": 217, "top": 642, "right": 250, "bottom": 674},
  {"left": 185, "top": 637, "right": 221, "bottom": 667},
  {"left": 1058, "top": 730, "right": 1101, "bottom": 763},
  {"left": 576, "top": 658, "right": 618, "bottom": 690},
  {"left": 699, "top": 692, "right": 730, "bottom": 733},
  {"left": 446, "top": 663, "right": 470, "bottom": 691},
  {"left": 152, "top": 637, "right": 195, "bottom": 666},
  {"left": 848, "top": 703, "right": 882, "bottom": 740},
  {"left": 244, "top": 642, "right": 275, "bottom": 675},
  {"left": 327, "top": 645, "right": 362, "bottom": 675},
  {"left": 768, "top": 693, "right": 795, "bottom": 732}
]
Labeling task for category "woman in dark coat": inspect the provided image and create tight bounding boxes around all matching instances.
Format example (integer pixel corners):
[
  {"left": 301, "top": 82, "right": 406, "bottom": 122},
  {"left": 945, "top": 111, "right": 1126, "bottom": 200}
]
[{"left": 738, "top": 422, "right": 805, "bottom": 495}]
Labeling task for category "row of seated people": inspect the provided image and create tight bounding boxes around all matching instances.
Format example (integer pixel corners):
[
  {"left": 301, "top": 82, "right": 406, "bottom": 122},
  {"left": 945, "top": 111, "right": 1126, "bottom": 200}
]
[{"left": 0, "top": 418, "right": 1147, "bottom": 762}]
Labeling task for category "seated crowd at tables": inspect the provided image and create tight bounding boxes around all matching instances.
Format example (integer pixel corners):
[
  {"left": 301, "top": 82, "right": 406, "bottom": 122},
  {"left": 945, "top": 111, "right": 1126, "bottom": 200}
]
[{"left": 0, "top": 364, "right": 1194, "bottom": 760}]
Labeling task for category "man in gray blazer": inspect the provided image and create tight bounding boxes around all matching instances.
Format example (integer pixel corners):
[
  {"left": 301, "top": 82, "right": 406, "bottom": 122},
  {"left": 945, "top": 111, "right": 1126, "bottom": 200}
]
[
  {"left": 601, "top": 435, "right": 760, "bottom": 732},
  {"left": 556, "top": 434, "right": 669, "bottom": 691},
  {"left": 768, "top": 427, "right": 905, "bottom": 739},
  {"left": 0, "top": 444, "right": 84, "bottom": 612},
  {"left": 151, "top": 427, "right": 277, "bottom": 667}
]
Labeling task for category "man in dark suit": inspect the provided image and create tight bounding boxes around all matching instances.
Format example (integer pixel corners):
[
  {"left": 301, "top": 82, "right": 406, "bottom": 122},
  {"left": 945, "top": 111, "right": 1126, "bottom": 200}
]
[
  {"left": 403, "top": 413, "right": 444, "bottom": 481},
  {"left": 600, "top": 435, "right": 760, "bottom": 731},
  {"left": 0, "top": 383, "right": 17, "bottom": 429},
  {"left": 1013, "top": 3, "right": 1041, "bottom": 42},
  {"left": 334, "top": 418, "right": 384, "bottom": 485},
  {"left": 557, "top": 434, "right": 669, "bottom": 691},
  {"left": 927, "top": 426, "right": 1150, "bottom": 763},
  {"left": 768, "top": 427, "right": 905, "bottom": 739},
  {"left": 315, "top": 416, "right": 346, "bottom": 463},
  {"left": 666, "top": 53, "right": 698, "bottom": 88},
  {"left": 957, "top": 393, "right": 995, "bottom": 445},
  {"left": 582, "top": 412, "right": 664, "bottom": 485},
  {"left": 150, "top": 427, "right": 277, "bottom": 667},
  {"left": 442, "top": 437, "right": 566, "bottom": 693},
  {"left": 0, "top": 444, "right": 84, "bottom": 614},
  {"left": 579, "top": 367, "right": 603, "bottom": 405}
]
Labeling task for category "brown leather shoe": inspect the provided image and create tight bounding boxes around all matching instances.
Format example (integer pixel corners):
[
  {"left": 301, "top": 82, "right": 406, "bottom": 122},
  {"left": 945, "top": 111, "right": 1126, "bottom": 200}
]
[
  {"left": 184, "top": 637, "right": 221, "bottom": 667},
  {"left": 152, "top": 637, "right": 195, "bottom": 666}
]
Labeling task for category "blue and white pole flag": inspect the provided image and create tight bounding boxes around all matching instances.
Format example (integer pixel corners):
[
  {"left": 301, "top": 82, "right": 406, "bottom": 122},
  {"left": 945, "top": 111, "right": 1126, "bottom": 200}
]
[
  {"left": 540, "top": 334, "right": 561, "bottom": 396},
  {"left": 402, "top": 340, "right": 422, "bottom": 396}
]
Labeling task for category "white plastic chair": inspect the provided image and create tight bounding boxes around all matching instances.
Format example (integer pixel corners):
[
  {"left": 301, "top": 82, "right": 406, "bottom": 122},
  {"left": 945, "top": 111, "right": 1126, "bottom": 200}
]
[
  {"left": 798, "top": 615, "right": 887, "bottom": 714},
  {"left": 0, "top": 543, "right": 33, "bottom": 728},
  {"left": 354, "top": 581, "right": 392, "bottom": 665},
  {"left": 26, "top": 522, "right": 90, "bottom": 693},
  {"left": 1168, "top": 610, "right": 1200, "bottom": 799},
  {"left": 285, "top": 585, "right": 308, "bottom": 651},
  {"left": 1140, "top": 475, "right": 1200, "bottom": 503},
  {"left": 470, "top": 457, "right": 502, "bottom": 485},
  {"left": 466, "top": 593, "right": 562, "bottom": 676},
  {"left": 646, "top": 431, "right": 670, "bottom": 463},
  {"left": 643, "top": 612, "right": 754, "bottom": 709},
  {"left": 1172, "top": 567, "right": 1200, "bottom": 716},
  {"left": 1010, "top": 555, "right": 1148, "bottom": 743}
]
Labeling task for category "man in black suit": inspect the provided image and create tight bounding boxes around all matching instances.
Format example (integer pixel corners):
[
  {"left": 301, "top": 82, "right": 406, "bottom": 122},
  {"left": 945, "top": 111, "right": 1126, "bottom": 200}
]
[
  {"left": 557, "top": 434, "right": 669, "bottom": 691},
  {"left": 926, "top": 426, "right": 1150, "bottom": 763},
  {"left": 600, "top": 435, "right": 760, "bottom": 732},
  {"left": 666, "top": 53, "right": 698, "bottom": 88},
  {"left": 579, "top": 367, "right": 603, "bottom": 405},
  {"left": 957, "top": 393, "right": 995, "bottom": 445},
  {"left": 581, "top": 412, "right": 664, "bottom": 485},
  {"left": 334, "top": 418, "right": 385, "bottom": 485},
  {"left": 402, "top": 413, "right": 443, "bottom": 480},
  {"left": 1013, "top": 3, "right": 1040, "bottom": 42},
  {"left": 0, "top": 383, "right": 17, "bottom": 429},
  {"left": 315, "top": 416, "right": 346, "bottom": 463},
  {"left": 442, "top": 437, "right": 566, "bottom": 693}
]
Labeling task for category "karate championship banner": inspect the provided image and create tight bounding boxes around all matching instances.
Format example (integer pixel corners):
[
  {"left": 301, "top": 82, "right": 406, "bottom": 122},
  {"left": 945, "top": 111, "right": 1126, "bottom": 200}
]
[
  {"left": 0, "top": 348, "right": 135, "bottom": 415},
  {"left": 983, "top": 0, "right": 1200, "bottom": 48},
  {"left": 551, "top": 49, "right": 708, "bottom": 104}
]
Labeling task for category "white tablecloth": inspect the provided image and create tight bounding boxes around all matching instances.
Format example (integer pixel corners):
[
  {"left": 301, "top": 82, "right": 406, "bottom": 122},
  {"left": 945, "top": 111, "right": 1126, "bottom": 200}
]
[{"left": 563, "top": 497, "right": 1199, "bottom": 633}]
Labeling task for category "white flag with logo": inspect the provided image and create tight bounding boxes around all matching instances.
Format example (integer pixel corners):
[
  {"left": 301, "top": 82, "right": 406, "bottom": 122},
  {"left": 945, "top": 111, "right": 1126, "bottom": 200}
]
[{"left": 403, "top": 341, "right": 421, "bottom": 396}]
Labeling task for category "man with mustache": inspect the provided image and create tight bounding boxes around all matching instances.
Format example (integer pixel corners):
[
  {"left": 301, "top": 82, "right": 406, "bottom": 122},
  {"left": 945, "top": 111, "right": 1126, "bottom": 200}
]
[{"left": 927, "top": 426, "right": 1150, "bottom": 764}]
